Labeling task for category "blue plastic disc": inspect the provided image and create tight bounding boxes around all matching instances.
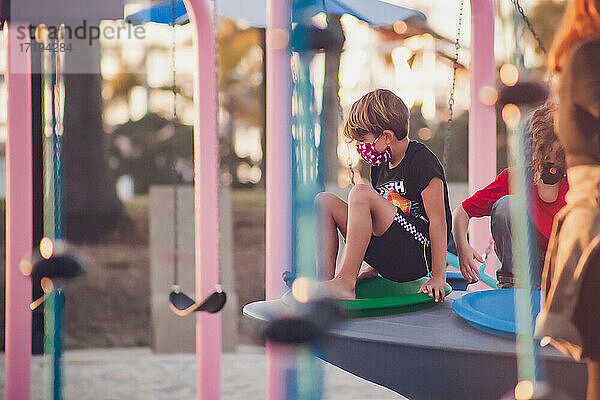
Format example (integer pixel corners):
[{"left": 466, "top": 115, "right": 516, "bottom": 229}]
[
  {"left": 452, "top": 289, "right": 541, "bottom": 339},
  {"left": 446, "top": 271, "right": 469, "bottom": 291}
]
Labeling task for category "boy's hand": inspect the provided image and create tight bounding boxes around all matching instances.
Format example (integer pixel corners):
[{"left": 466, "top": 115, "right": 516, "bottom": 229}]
[
  {"left": 418, "top": 276, "right": 446, "bottom": 302},
  {"left": 357, "top": 265, "right": 378, "bottom": 281},
  {"left": 457, "top": 244, "right": 483, "bottom": 283}
]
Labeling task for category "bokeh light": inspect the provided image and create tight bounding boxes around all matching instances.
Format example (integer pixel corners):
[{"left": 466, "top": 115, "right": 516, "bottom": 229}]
[
  {"left": 291, "top": 277, "right": 314, "bottom": 303},
  {"left": 500, "top": 63, "right": 519, "bottom": 87},
  {"left": 418, "top": 127, "right": 432, "bottom": 141},
  {"left": 502, "top": 104, "right": 521, "bottom": 129},
  {"left": 40, "top": 237, "right": 54, "bottom": 260},
  {"left": 35, "top": 24, "right": 48, "bottom": 43},
  {"left": 393, "top": 20, "right": 408, "bottom": 35},
  {"left": 479, "top": 86, "right": 498, "bottom": 106},
  {"left": 514, "top": 380, "right": 534, "bottom": 400},
  {"left": 20, "top": 260, "right": 32, "bottom": 277},
  {"left": 40, "top": 277, "right": 54, "bottom": 294},
  {"left": 269, "top": 28, "right": 289, "bottom": 50}
]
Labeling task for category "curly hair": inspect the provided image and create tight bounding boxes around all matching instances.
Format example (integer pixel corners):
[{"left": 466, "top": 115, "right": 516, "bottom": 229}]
[
  {"left": 343, "top": 89, "right": 409, "bottom": 141},
  {"left": 549, "top": 0, "right": 600, "bottom": 72},
  {"left": 529, "top": 103, "right": 565, "bottom": 182}
]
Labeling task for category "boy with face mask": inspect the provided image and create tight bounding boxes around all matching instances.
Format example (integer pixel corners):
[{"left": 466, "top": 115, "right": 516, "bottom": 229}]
[
  {"left": 315, "top": 89, "right": 452, "bottom": 302},
  {"left": 453, "top": 103, "right": 568, "bottom": 289}
]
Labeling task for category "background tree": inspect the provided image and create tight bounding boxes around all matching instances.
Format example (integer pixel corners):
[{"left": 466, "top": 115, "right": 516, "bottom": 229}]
[
  {"left": 216, "top": 20, "right": 264, "bottom": 187},
  {"left": 531, "top": 0, "right": 568, "bottom": 63},
  {"left": 321, "top": 14, "right": 345, "bottom": 185},
  {"left": 64, "top": 45, "right": 124, "bottom": 243},
  {"left": 109, "top": 113, "right": 193, "bottom": 193}
]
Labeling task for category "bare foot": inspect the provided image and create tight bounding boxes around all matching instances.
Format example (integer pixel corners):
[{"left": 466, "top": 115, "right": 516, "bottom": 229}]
[
  {"left": 320, "top": 276, "right": 356, "bottom": 300},
  {"left": 357, "top": 265, "right": 378, "bottom": 281}
]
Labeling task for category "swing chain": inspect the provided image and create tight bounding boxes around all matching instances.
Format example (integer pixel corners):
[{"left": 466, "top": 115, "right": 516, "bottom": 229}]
[
  {"left": 171, "top": 284, "right": 182, "bottom": 294},
  {"left": 53, "top": 28, "right": 66, "bottom": 240},
  {"left": 170, "top": 0, "right": 180, "bottom": 286},
  {"left": 510, "top": 0, "right": 547, "bottom": 55},
  {"left": 342, "top": 104, "right": 355, "bottom": 186},
  {"left": 482, "top": 238, "right": 494, "bottom": 262},
  {"left": 442, "top": 0, "right": 464, "bottom": 171},
  {"left": 346, "top": 145, "right": 355, "bottom": 185},
  {"left": 341, "top": 77, "right": 355, "bottom": 186}
]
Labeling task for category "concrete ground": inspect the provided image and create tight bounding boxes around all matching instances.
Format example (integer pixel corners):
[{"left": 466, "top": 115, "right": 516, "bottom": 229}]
[{"left": 0, "top": 346, "right": 405, "bottom": 400}]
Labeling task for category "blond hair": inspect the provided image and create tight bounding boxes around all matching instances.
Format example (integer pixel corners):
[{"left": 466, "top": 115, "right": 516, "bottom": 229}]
[
  {"left": 549, "top": 0, "right": 600, "bottom": 72},
  {"left": 343, "top": 89, "right": 409, "bottom": 141},
  {"left": 529, "top": 103, "right": 565, "bottom": 182}
]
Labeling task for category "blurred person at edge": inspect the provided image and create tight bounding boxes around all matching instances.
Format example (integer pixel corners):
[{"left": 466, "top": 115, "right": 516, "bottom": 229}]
[{"left": 534, "top": 1, "right": 600, "bottom": 400}]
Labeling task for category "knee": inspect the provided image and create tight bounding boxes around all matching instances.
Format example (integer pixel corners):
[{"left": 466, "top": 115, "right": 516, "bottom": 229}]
[
  {"left": 348, "top": 184, "right": 373, "bottom": 206},
  {"left": 491, "top": 195, "right": 511, "bottom": 235}
]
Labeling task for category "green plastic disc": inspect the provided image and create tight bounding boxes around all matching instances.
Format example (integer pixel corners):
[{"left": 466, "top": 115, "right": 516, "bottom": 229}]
[
  {"left": 340, "top": 276, "right": 452, "bottom": 317},
  {"left": 281, "top": 276, "right": 451, "bottom": 318}
]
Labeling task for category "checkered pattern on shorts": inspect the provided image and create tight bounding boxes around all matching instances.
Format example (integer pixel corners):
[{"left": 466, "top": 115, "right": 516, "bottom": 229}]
[{"left": 393, "top": 212, "right": 430, "bottom": 246}]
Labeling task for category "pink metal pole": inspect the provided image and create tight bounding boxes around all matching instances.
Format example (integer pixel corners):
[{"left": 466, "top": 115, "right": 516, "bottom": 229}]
[
  {"left": 265, "top": 0, "right": 292, "bottom": 399},
  {"left": 265, "top": 0, "right": 292, "bottom": 301},
  {"left": 469, "top": 0, "right": 497, "bottom": 284},
  {"left": 183, "top": 1, "right": 221, "bottom": 399},
  {"left": 5, "top": 23, "right": 33, "bottom": 400}
]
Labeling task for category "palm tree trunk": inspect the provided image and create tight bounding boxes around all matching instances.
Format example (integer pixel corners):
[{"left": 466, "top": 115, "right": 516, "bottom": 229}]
[
  {"left": 320, "top": 14, "right": 345, "bottom": 185},
  {"left": 63, "top": 43, "right": 123, "bottom": 242}
]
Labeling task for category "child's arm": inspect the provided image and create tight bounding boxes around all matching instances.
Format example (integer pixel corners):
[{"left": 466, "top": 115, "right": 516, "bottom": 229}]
[
  {"left": 453, "top": 205, "right": 483, "bottom": 282},
  {"left": 418, "top": 177, "right": 447, "bottom": 302}
]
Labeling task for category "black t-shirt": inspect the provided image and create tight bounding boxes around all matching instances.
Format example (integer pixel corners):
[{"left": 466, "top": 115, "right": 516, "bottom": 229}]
[{"left": 370, "top": 141, "right": 452, "bottom": 241}]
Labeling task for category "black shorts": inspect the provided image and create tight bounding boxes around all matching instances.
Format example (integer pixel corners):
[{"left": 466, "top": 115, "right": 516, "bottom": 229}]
[{"left": 364, "top": 208, "right": 431, "bottom": 283}]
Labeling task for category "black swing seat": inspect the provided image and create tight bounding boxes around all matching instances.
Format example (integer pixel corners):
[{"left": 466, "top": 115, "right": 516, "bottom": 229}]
[
  {"left": 169, "top": 286, "right": 227, "bottom": 316},
  {"left": 497, "top": 80, "right": 549, "bottom": 106},
  {"left": 27, "top": 247, "right": 85, "bottom": 310},
  {"left": 31, "top": 251, "right": 84, "bottom": 281}
]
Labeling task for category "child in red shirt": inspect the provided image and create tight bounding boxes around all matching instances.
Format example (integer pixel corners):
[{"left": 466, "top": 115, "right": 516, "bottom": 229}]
[{"left": 453, "top": 103, "right": 568, "bottom": 288}]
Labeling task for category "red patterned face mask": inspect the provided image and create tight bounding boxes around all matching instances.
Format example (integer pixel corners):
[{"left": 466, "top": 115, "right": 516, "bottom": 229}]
[{"left": 356, "top": 136, "right": 392, "bottom": 166}]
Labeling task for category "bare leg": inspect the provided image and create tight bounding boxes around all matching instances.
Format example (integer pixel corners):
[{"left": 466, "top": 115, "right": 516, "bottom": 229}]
[
  {"left": 588, "top": 360, "right": 600, "bottom": 400},
  {"left": 321, "top": 184, "right": 396, "bottom": 299},
  {"left": 315, "top": 192, "right": 348, "bottom": 280}
]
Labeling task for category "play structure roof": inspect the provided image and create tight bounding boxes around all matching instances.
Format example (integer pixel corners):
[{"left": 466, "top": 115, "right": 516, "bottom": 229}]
[
  {"left": 8, "top": 0, "right": 124, "bottom": 25},
  {"left": 126, "top": 0, "right": 426, "bottom": 27}
]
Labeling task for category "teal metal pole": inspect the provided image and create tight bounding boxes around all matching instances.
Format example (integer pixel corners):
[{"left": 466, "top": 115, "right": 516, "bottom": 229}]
[
  {"left": 507, "top": 116, "right": 541, "bottom": 384},
  {"left": 288, "top": 2, "right": 326, "bottom": 399},
  {"left": 44, "top": 288, "right": 65, "bottom": 400}
]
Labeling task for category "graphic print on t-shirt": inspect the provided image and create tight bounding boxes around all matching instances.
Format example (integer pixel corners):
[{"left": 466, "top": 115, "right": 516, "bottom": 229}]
[
  {"left": 386, "top": 190, "right": 411, "bottom": 215},
  {"left": 376, "top": 180, "right": 426, "bottom": 222},
  {"left": 370, "top": 141, "right": 452, "bottom": 241}
]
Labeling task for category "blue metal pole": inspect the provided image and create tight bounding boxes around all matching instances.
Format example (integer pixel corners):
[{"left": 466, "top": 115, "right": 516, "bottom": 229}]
[
  {"left": 44, "top": 288, "right": 65, "bottom": 400},
  {"left": 288, "top": 2, "right": 326, "bottom": 398},
  {"left": 508, "top": 116, "right": 544, "bottom": 384}
]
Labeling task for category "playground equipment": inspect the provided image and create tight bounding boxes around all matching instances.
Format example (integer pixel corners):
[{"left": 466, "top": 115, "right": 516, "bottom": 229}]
[
  {"left": 5, "top": 1, "right": 223, "bottom": 399},
  {"left": 453, "top": 289, "right": 541, "bottom": 339},
  {"left": 246, "top": 291, "right": 586, "bottom": 399},
  {"left": 283, "top": 277, "right": 452, "bottom": 317},
  {"left": 24, "top": 243, "right": 84, "bottom": 400},
  {"left": 161, "top": 0, "right": 227, "bottom": 318},
  {"left": 126, "top": 0, "right": 426, "bottom": 28},
  {"left": 3, "top": 1, "right": 582, "bottom": 400},
  {"left": 446, "top": 251, "right": 499, "bottom": 289},
  {"left": 245, "top": 1, "right": 586, "bottom": 399}
]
